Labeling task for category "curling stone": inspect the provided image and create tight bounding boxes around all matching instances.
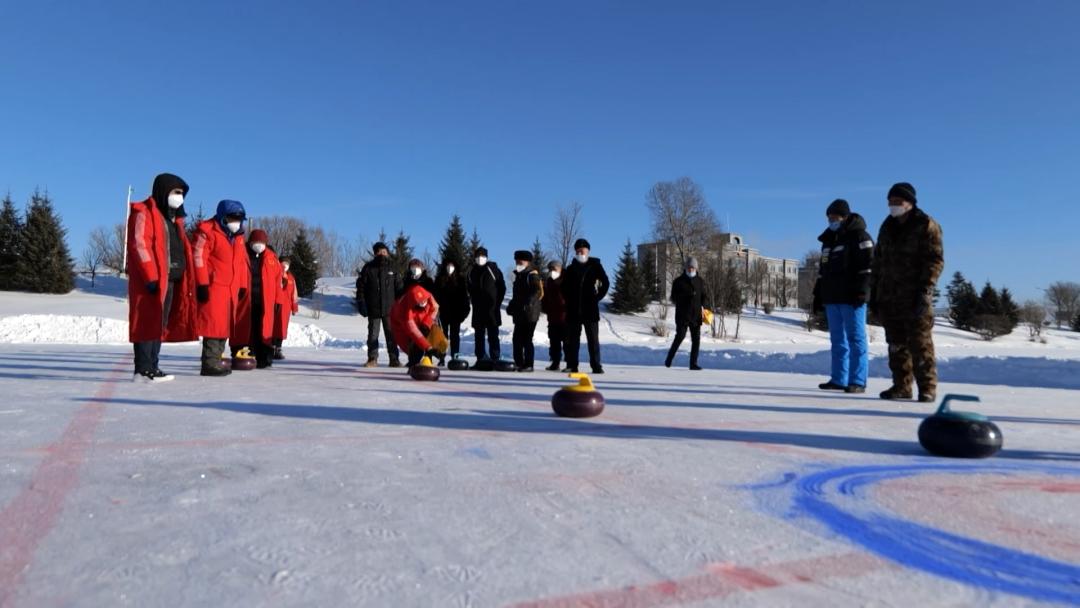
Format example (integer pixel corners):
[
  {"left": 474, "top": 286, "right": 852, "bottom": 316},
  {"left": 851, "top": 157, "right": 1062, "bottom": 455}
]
[
  {"left": 472, "top": 358, "right": 495, "bottom": 372},
  {"left": 918, "top": 394, "right": 1003, "bottom": 458},
  {"left": 447, "top": 355, "right": 470, "bottom": 371},
  {"left": 552, "top": 373, "right": 605, "bottom": 418},
  {"left": 409, "top": 356, "right": 441, "bottom": 381},
  {"left": 495, "top": 358, "right": 518, "bottom": 372},
  {"left": 231, "top": 346, "right": 257, "bottom": 371},
  {"left": 220, "top": 355, "right": 232, "bottom": 370}
]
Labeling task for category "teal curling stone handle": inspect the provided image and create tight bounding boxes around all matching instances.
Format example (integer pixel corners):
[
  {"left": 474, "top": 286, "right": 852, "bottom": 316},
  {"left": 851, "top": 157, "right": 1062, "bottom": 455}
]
[{"left": 933, "top": 394, "right": 987, "bottom": 422}]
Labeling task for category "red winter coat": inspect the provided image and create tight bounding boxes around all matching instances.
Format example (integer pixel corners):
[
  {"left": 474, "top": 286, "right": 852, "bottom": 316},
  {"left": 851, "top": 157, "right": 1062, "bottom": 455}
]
[
  {"left": 541, "top": 276, "right": 566, "bottom": 325},
  {"left": 193, "top": 219, "right": 250, "bottom": 339},
  {"left": 391, "top": 284, "right": 439, "bottom": 352},
  {"left": 126, "top": 198, "right": 197, "bottom": 343},
  {"left": 235, "top": 248, "right": 282, "bottom": 345},
  {"left": 273, "top": 271, "right": 299, "bottom": 340}
]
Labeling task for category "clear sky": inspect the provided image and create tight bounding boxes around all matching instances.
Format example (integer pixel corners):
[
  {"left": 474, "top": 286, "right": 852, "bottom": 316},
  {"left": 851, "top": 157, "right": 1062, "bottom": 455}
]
[{"left": 2, "top": 1, "right": 1077, "bottom": 300}]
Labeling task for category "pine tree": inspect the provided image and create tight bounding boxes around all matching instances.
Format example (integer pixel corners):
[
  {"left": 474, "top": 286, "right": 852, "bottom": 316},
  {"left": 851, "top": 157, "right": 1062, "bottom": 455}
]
[
  {"left": 0, "top": 193, "right": 24, "bottom": 290},
  {"left": 609, "top": 239, "right": 649, "bottom": 314},
  {"left": 640, "top": 247, "right": 659, "bottom": 302},
  {"left": 17, "top": 190, "right": 75, "bottom": 293},
  {"left": 946, "top": 272, "right": 979, "bottom": 330},
  {"left": 999, "top": 287, "right": 1020, "bottom": 330},
  {"left": 438, "top": 215, "right": 469, "bottom": 270},
  {"left": 1072, "top": 312, "right": 1080, "bottom": 333},
  {"left": 977, "top": 282, "right": 1001, "bottom": 316},
  {"left": 389, "top": 229, "right": 413, "bottom": 277},
  {"left": 290, "top": 229, "right": 319, "bottom": 297},
  {"left": 530, "top": 236, "right": 548, "bottom": 273},
  {"left": 467, "top": 227, "right": 484, "bottom": 272}
]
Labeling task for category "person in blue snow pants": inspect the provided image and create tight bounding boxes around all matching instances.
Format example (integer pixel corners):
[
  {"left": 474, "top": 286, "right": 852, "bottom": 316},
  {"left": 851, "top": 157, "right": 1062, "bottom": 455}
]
[{"left": 813, "top": 198, "right": 874, "bottom": 393}]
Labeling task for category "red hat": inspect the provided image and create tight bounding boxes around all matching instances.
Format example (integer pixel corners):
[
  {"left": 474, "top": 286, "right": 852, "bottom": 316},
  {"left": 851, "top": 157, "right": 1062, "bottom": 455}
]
[{"left": 249, "top": 229, "right": 269, "bottom": 244}]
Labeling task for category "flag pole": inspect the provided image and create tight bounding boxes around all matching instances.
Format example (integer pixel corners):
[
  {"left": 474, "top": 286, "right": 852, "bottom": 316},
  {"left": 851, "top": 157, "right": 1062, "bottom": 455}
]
[{"left": 121, "top": 185, "right": 133, "bottom": 275}]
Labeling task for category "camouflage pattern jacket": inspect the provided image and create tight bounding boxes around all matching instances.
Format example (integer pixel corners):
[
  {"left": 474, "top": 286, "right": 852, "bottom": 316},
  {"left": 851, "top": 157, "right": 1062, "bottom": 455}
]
[{"left": 870, "top": 207, "right": 944, "bottom": 319}]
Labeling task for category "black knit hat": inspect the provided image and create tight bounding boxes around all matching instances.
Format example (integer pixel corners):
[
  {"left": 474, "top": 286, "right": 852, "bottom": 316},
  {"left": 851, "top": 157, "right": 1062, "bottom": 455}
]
[
  {"left": 372, "top": 241, "right": 389, "bottom": 255},
  {"left": 887, "top": 182, "right": 917, "bottom": 205},
  {"left": 573, "top": 238, "right": 591, "bottom": 251},
  {"left": 514, "top": 250, "right": 533, "bottom": 262},
  {"left": 475, "top": 247, "right": 488, "bottom": 257},
  {"left": 826, "top": 198, "right": 850, "bottom": 217}
]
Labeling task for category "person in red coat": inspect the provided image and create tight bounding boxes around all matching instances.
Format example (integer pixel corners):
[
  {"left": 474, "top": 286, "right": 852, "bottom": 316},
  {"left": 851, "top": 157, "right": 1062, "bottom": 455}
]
[
  {"left": 272, "top": 255, "right": 300, "bottom": 360},
  {"left": 126, "top": 173, "right": 198, "bottom": 382},
  {"left": 235, "top": 229, "right": 282, "bottom": 368},
  {"left": 193, "top": 199, "right": 249, "bottom": 376},
  {"left": 390, "top": 283, "right": 440, "bottom": 368}
]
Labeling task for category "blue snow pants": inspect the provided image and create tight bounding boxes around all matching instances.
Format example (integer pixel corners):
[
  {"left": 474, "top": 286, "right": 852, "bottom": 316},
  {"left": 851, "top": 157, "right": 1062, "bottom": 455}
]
[{"left": 826, "top": 303, "right": 868, "bottom": 387}]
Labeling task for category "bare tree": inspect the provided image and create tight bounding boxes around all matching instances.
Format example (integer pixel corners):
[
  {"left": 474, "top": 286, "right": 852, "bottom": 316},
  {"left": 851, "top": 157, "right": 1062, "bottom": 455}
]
[
  {"left": 645, "top": 177, "right": 721, "bottom": 265},
  {"left": 81, "top": 241, "right": 106, "bottom": 288},
  {"left": 746, "top": 259, "right": 769, "bottom": 308},
  {"left": 1018, "top": 300, "right": 1048, "bottom": 339},
  {"left": 89, "top": 224, "right": 125, "bottom": 273},
  {"left": 549, "top": 200, "right": 585, "bottom": 266},
  {"left": 1044, "top": 281, "right": 1080, "bottom": 328}
]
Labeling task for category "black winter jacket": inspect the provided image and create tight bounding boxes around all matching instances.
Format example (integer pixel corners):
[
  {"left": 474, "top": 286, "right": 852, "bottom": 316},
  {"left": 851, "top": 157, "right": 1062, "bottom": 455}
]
[
  {"left": 671, "top": 273, "right": 707, "bottom": 326},
  {"left": 816, "top": 213, "right": 873, "bottom": 307},
  {"left": 357, "top": 256, "right": 403, "bottom": 318},
  {"left": 403, "top": 272, "right": 435, "bottom": 296},
  {"left": 435, "top": 271, "right": 470, "bottom": 325},
  {"left": 561, "top": 258, "right": 610, "bottom": 323},
  {"left": 468, "top": 262, "right": 507, "bottom": 328},
  {"left": 508, "top": 267, "right": 543, "bottom": 324}
]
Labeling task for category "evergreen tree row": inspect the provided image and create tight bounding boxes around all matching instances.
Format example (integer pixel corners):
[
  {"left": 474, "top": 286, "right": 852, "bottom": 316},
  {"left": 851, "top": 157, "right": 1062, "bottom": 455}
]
[
  {"left": 945, "top": 271, "right": 1019, "bottom": 339},
  {"left": 0, "top": 190, "right": 75, "bottom": 293}
]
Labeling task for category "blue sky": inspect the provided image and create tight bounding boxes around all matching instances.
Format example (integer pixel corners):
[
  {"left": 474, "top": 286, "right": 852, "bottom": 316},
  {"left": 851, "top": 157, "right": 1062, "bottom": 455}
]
[{"left": 1, "top": 1, "right": 1077, "bottom": 300}]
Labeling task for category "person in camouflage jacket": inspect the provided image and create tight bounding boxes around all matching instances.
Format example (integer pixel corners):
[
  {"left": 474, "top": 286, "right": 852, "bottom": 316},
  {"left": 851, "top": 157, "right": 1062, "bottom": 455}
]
[{"left": 870, "top": 182, "right": 944, "bottom": 402}]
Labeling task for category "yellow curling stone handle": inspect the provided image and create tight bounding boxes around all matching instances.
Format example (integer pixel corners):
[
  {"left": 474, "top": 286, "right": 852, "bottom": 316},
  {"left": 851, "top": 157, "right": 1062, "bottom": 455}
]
[
  {"left": 235, "top": 346, "right": 254, "bottom": 359},
  {"left": 563, "top": 373, "right": 596, "bottom": 392}
]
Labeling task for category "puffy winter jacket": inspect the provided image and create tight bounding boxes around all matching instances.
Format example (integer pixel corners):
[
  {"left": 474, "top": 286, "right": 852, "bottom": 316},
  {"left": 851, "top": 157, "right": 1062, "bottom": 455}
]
[
  {"left": 671, "top": 272, "right": 707, "bottom": 326},
  {"left": 561, "top": 257, "right": 610, "bottom": 323},
  {"left": 816, "top": 213, "right": 874, "bottom": 307},
  {"left": 273, "top": 270, "right": 299, "bottom": 340},
  {"left": 541, "top": 276, "right": 566, "bottom": 325},
  {"left": 391, "top": 284, "right": 439, "bottom": 352},
  {"left": 468, "top": 262, "right": 507, "bottom": 328},
  {"left": 508, "top": 266, "right": 543, "bottom": 324},
  {"left": 126, "top": 197, "right": 197, "bottom": 343},
  {"left": 871, "top": 207, "right": 944, "bottom": 319},
  {"left": 357, "top": 256, "right": 402, "bottom": 318},
  {"left": 193, "top": 200, "right": 250, "bottom": 339},
  {"left": 236, "top": 246, "right": 282, "bottom": 344},
  {"left": 435, "top": 270, "right": 470, "bottom": 325}
]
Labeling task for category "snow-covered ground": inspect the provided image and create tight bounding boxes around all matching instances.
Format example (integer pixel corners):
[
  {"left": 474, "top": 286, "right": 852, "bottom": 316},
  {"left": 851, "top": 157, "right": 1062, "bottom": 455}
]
[{"left": 1, "top": 277, "right": 1078, "bottom": 606}]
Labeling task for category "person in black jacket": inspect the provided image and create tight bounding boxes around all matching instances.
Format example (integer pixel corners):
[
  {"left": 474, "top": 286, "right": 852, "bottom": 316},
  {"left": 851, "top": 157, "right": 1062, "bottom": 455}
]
[
  {"left": 665, "top": 257, "right": 707, "bottom": 370},
  {"left": 507, "top": 250, "right": 543, "bottom": 372},
  {"left": 560, "top": 238, "right": 610, "bottom": 374},
  {"left": 403, "top": 258, "right": 436, "bottom": 293},
  {"left": 467, "top": 247, "right": 506, "bottom": 364},
  {"left": 814, "top": 199, "right": 873, "bottom": 393},
  {"left": 357, "top": 242, "right": 403, "bottom": 367},
  {"left": 435, "top": 258, "right": 470, "bottom": 363}
]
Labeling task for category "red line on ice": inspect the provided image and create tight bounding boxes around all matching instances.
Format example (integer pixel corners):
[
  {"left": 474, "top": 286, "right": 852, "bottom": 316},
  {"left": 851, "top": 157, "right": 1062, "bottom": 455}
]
[
  {"left": 0, "top": 360, "right": 124, "bottom": 608},
  {"left": 510, "top": 552, "right": 887, "bottom": 608}
]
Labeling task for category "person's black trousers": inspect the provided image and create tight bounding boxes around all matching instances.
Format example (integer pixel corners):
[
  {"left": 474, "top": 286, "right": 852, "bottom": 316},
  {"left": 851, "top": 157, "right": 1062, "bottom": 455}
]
[
  {"left": 473, "top": 323, "right": 501, "bottom": 360},
  {"left": 366, "top": 316, "right": 400, "bottom": 362},
  {"left": 666, "top": 322, "right": 701, "bottom": 367},
  {"left": 565, "top": 320, "right": 601, "bottom": 371},
  {"left": 547, "top": 322, "right": 565, "bottom": 365},
  {"left": 512, "top": 321, "right": 537, "bottom": 368},
  {"left": 132, "top": 280, "right": 176, "bottom": 373}
]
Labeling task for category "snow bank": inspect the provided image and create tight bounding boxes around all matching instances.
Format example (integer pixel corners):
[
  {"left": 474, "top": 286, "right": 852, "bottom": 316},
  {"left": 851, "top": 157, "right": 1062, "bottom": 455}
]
[{"left": 0, "top": 314, "right": 131, "bottom": 345}]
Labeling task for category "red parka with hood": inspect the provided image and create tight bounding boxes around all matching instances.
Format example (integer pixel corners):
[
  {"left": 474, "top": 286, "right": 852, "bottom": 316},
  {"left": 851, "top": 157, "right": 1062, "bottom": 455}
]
[
  {"left": 391, "top": 284, "right": 439, "bottom": 352},
  {"left": 193, "top": 200, "right": 250, "bottom": 339},
  {"left": 235, "top": 242, "right": 282, "bottom": 345},
  {"left": 126, "top": 173, "right": 197, "bottom": 343},
  {"left": 274, "top": 269, "right": 299, "bottom": 340}
]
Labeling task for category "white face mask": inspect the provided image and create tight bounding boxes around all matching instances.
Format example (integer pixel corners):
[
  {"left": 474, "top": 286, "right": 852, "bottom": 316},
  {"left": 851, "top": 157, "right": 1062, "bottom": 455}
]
[
  {"left": 252, "top": 243, "right": 266, "bottom": 254},
  {"left": 282, "top": 264, "right": 290, "bottom": 272},
  {"left": 167, "top": 193, "right": 184, "bottom": 209},
  {"left": 549, "top": 270, "right": 561, "bottom": 280},
  {"left": 226, "top": 221, "right": 242, "bottom": 234},
  {"left": 515, "top": 263, "right": 527, "bottom": 272},
  {"left": 575, "top": 253, "right": 588, "bottom": 264},
  {"left": 446, "top": 265, "right": 455, "bottom": 275},
  {"left": 417, "top": 300, "right": 428, "bottom": 309},
  {"left": 476, "top": 256, "right": 487, "bottom": 266},
  {"left": 888, "top": 205, "right": 909, "bottom": 218},
  {"left": 410, "top": 267, "right": 422, "bottom": 278},
  {"left": 687, "top": 270, "right": 697, "bottom": 278}
]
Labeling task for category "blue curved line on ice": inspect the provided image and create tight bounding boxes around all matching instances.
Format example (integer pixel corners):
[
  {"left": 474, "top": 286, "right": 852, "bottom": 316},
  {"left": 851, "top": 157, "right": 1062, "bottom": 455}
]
[{"left": 789, "top": 462, "right": 1080, "bottom": 604}]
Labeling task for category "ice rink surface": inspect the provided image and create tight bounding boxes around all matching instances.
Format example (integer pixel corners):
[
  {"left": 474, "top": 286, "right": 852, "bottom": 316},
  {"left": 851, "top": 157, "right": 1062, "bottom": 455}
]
[{"left": 1, "top": 345, "right": 1078, "bottom": 607}]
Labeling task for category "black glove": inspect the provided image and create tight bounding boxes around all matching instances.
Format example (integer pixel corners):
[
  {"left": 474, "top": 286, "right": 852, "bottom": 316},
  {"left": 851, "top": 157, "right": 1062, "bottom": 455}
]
[
  {"left": 425, "top": 348, "right": 439, "bottom": 358},
  {"left": 238, "top": 288, "right": 247, "bottom": 301},
  {"left": 357, "top": 301, "right": 368, "bottom": 317},
  {"left": 196, "top": 285, "right": 210, "bottom": 303},
  {"left": 854, "top": 292, "right": 868, "bottom": 308},
  {"left": 146, "top": 281, "right": 159, "bottom": 295}
]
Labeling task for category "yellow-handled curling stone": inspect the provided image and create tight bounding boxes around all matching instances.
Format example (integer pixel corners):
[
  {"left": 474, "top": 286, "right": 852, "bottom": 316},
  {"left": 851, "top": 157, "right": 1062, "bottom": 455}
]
[
  {"left": 232, "top": 346, "right": 257, "bottom": 371},
  {"left": 409, "top": 356, "right": 441, "bottom": 381},
  {"left": 918, "top": 394, "right": 1003, "bottom": 458},
  {"left": 552, "top": 373, "right": 605, "bottom": 418}
]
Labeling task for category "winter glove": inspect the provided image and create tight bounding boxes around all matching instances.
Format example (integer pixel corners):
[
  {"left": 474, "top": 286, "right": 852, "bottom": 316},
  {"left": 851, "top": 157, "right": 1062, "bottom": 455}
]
[
  {"left": 196, "top": 285, "right": 210, "bottom": 303},
  {"left": 854, "top": 292, "right": 868, "bottom": 308},
  {"left": 425, "top": 348, "right": 439, "bottom": 359},
  {"left": 238, "top": 288, "right": 247, "bottom": 301},
  {"left": 146, "top": 281, "right": 159, "bottom": 295},
  {"left": 357, "top": 300, "right": 368, "bottom": 317}
]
